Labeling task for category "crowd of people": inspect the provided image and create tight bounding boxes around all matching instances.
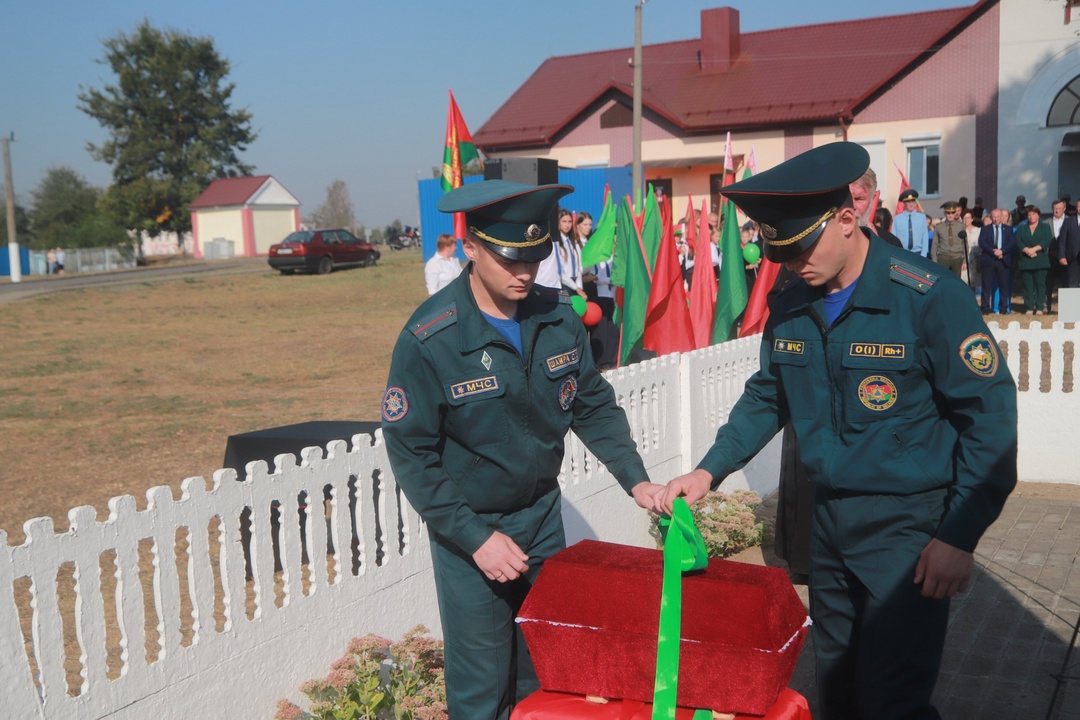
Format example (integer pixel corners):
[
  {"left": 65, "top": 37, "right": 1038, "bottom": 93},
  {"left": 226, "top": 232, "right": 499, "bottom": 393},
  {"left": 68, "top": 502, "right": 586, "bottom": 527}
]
[{"left": 886, "top": 192, "right": 1080, "bottom": 315}]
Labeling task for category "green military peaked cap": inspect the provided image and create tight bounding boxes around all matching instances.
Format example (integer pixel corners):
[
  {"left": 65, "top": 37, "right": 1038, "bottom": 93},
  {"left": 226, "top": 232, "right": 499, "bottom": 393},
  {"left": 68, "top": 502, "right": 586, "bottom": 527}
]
[
  {"left": 438, "top": 179, "right": 574, "bottom": 263},
  {"left": 718, "top": 142, "right": 870, "bottom": 263}
]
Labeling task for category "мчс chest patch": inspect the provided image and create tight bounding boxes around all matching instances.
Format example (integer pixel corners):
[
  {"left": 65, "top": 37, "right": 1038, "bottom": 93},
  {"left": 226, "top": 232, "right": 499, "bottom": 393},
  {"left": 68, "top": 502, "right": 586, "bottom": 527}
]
[
  {"left": 546, "top": 348, "right": 580, "bottom": 373},
  {"left": 773, "top": 339, "right": 805, "bottom": 354},
  {"left": 959, "top": 333, "right": 998, "bottom": 377},
  {"left": 857, "top": 375, "right": 898, "bottom": 411},
  {"left": 450, "top": 375, "right": 500, "bottom": 400}
]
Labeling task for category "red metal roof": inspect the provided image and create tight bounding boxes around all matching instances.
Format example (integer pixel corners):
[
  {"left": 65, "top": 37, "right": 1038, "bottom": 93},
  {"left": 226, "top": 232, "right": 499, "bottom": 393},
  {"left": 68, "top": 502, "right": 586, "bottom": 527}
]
[
  {"left": 475, "top": 4, "right": 981, "bottom": 151},
  {"left": 189, "top": 175, "right": 272, "bottom": 209}
]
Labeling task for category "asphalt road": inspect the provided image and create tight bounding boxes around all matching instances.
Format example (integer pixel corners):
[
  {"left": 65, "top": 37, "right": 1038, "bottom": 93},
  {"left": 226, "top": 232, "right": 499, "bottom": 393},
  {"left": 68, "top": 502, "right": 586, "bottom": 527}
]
[{"left": 0, "top": 258, "right": 269, "bottom": 303}]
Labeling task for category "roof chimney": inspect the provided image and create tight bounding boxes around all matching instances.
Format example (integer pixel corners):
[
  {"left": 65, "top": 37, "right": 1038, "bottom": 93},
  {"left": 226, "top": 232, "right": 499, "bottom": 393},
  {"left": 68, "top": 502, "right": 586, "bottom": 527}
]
[{"left": 700, "top": 7, "right": 740, "bottom": 74}]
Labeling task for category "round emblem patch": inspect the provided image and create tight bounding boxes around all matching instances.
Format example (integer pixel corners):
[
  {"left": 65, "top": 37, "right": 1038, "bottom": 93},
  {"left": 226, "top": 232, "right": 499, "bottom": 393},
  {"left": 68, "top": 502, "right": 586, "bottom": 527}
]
[
  {"left": 959, "top": 333, "right": 998, "bottom": 377},
  {"left": 858, "top": 375, "right": 897, "bottom": 411},
  {"left": 381, "top": 386, "right": 409, "bottom": 422},
  {"left": 558, "top": 376, "right": 578, "bottom": 411}
]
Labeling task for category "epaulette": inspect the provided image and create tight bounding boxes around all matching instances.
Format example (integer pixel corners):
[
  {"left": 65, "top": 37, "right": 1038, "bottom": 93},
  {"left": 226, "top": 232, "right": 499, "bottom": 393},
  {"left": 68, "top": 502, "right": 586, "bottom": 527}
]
[
  {"left": 890, "top": 258, "right": 938, "bottom": 294},
  {"left": 533, "top": 286, "right": 572, "bottom": 305},
  {"left": 410, "top": 303, "right": 458, "bottom": 341}
]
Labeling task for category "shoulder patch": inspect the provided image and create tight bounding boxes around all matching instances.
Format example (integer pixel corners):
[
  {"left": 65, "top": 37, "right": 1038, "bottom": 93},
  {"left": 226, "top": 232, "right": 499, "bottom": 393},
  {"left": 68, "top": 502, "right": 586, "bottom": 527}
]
[
  {"left": 959, "top": 333, "right": 999, "bottom": 378},
  {"left": 890, "top": 259, "right": 938, "bottom": 294},
  {"left": 410, "top": 303, "right": 458, "bottom": 341}
]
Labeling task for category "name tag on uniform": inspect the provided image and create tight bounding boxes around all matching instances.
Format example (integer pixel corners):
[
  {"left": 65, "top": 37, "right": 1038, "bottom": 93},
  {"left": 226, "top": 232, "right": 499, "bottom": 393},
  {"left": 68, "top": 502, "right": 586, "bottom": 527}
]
[
  {"left": 773, "top": 339, "right": 805, "bottom": 354},
  {"left": 849, "top": 343, "right": 905, "bottom": 359},
  {"left": 546, "top": 348, "right": 580, "bottom": 372},
  {"left": 450, "top": 375, "right": 500, "bottom": 400}
]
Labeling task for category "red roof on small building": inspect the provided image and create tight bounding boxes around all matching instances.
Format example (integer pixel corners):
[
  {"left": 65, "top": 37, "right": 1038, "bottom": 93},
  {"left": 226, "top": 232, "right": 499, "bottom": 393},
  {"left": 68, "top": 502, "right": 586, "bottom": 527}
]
[
  {"left": 189, "top": 175, "right": 273, "bottom": 209},
  {"left": 475, "top": 4, "right": 983, "bottom": 151}
]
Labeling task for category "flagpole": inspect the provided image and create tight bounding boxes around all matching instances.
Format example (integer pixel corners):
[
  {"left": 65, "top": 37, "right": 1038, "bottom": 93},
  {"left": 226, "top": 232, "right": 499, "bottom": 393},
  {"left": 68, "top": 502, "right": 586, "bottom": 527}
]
[{"left": 631, "top": 1, "right": 645, "bottom": 209}]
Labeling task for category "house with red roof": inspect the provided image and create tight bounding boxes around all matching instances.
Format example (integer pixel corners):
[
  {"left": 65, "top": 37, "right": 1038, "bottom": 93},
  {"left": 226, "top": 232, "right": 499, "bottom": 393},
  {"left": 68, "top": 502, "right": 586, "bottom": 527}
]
[
  {"left": 188, "top": 175, "right": 301, "bottom": 259},
  {"left": 475, "top": 0, "right": 1080, "bottom": 216}
]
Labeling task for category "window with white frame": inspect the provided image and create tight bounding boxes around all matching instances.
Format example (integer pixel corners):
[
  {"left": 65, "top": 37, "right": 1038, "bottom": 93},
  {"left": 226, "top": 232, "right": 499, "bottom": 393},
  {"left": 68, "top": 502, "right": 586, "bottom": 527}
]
[{"left": 905, "top": 137, "right": 941, "bottom": 198}]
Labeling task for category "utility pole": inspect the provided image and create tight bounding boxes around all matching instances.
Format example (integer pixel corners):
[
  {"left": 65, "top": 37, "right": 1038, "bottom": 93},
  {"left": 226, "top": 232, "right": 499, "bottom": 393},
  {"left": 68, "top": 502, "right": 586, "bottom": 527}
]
[
  {"left": 2, "top": 133, "right": 20, "bottom": 283},
  {"left": 632, "top": 1, "right": 645, "bottom": 210}
]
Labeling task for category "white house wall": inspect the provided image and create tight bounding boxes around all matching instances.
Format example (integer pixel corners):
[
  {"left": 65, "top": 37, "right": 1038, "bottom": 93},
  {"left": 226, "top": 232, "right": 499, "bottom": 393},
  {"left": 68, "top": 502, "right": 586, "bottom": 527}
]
[
  {"left": 998, "top": 0, "right": 1080, "bottom": 207},
  {"left": 252, "top": 208, "right": 297, "bottom": 255},
  {"left": 195, "top": 209, "right": 244, "bottom": 257}
]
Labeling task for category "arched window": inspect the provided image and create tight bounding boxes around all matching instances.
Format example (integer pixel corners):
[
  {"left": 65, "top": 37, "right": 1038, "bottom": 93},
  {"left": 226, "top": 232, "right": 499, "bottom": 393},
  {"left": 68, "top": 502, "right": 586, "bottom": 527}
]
[{"left": 1047, "top": 75, "right": 1080, "bottom": 127}]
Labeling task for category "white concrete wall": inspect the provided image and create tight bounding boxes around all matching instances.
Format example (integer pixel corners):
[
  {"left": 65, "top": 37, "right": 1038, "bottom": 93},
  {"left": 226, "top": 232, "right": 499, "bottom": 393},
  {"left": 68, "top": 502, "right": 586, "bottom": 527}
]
[
  {"left": 998, "top": 0, "right": 1080, "bottom": 208},
  {"left": 251, "top": 208, "right": 297, "bottom": 255},
  {"left": 194, "top": 209, "right": 244, "bottom": 258}
]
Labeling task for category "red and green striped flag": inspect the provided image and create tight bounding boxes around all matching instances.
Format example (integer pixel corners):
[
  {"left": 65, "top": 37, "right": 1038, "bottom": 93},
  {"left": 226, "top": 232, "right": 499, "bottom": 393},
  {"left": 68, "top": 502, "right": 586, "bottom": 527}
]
[{"left": 441, "top": 90, "right": 480, "bottom": 239}]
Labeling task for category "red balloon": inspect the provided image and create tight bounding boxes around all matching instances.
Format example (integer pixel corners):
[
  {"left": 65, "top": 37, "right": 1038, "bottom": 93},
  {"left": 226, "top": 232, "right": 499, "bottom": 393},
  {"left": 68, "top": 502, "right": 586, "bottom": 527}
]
[{"left": 582, "top": 301, "right": 603, "bottom": 327}]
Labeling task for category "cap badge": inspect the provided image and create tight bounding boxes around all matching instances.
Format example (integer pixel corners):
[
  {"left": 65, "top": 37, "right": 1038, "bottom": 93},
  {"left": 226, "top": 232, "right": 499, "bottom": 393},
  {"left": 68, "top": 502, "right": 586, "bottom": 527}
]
[
  {"left": 760, "top": 223, "right": 778, "bottom": 240},
  {"left": 525, "top": 224, "right": 543, "bottom": 241}
]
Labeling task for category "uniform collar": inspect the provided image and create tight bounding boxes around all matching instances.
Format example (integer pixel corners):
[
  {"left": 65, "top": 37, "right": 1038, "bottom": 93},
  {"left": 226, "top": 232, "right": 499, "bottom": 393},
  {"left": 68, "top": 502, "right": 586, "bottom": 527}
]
[
  {"left": 848, "top": 231, "right": 893, "bottom": 312},
  {"left": 452, "top": 263, "right": 564, "bottom": 353}
]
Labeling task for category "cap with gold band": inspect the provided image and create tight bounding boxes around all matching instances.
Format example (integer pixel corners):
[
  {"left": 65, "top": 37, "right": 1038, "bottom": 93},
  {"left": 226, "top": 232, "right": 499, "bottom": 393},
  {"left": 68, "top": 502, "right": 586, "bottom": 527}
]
[
  {"left": 717, "top": 142, "right": 870, "bottom": 263},
  {"left": 437, "top": 179, "right": 574, "bottom": 263}
]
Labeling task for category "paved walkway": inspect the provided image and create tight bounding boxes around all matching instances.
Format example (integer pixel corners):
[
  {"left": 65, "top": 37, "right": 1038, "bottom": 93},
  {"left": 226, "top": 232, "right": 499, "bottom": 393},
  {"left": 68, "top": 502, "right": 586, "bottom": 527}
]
[{"left": 775, "top": 482, "right": 1080, "bottom": 719}]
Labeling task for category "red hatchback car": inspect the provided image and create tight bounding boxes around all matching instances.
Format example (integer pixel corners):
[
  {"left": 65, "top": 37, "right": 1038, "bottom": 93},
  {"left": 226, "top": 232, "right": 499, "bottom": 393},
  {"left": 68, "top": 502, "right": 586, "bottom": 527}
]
[{"left": 267, "top": 229, "right": 380, "bottom": 275}]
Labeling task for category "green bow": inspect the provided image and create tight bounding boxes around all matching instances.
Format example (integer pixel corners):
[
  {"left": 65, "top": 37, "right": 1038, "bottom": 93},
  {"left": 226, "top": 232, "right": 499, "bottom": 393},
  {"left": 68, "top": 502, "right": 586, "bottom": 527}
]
[{"left": 653, "top": 498, "right": 712, "bottom": 720}]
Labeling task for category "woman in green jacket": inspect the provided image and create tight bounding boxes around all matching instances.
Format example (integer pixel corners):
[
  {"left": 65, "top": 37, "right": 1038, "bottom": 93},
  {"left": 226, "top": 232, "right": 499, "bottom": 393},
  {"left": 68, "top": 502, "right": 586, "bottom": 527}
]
[{"left": 1015, "top": 204, "right": 1053, "bottom": 315}]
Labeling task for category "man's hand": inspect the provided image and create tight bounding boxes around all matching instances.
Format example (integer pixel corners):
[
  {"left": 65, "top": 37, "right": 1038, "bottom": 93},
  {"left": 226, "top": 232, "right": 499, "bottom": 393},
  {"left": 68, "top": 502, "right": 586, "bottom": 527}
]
[
  {"left": 630, "top": 482, "right": 667, "bottom": 513},
  {"left": 658, "top": 469, "right": 713, "bottom": 516},
  {"left": 1061, "top": 258, "right": 1069, "bottom": 266},
  {"left": 914, "top": 538, "right": 974, "bottom": 599},
  {"left": 473, "top": 531, "right": 530, "bottom": 583}
]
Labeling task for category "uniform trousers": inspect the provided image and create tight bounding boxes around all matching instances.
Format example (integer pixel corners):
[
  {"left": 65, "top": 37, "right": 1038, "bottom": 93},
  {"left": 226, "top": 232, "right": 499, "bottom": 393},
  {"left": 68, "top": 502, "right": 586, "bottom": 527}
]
[
  {"left": 936, "top": 254, "right": 964, "bottom": 278},
  {"left": 429, "top": 487, "right": 565, "bottom": 720},
  {"left": 810, "top": 487, "right": 951, "bottom": 720}
]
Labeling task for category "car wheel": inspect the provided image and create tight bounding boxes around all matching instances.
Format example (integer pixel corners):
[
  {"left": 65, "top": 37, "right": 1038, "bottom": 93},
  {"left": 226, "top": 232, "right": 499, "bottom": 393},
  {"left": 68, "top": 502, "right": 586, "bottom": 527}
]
[
  {"left": 365, "top": 251, "right": 377, "bottom": 267},
  {"left": 317, "top": 257, "right": 333, "bottom": 275},
  {"left": 279, "top": 269, "right": 295, "bottom": 276}
]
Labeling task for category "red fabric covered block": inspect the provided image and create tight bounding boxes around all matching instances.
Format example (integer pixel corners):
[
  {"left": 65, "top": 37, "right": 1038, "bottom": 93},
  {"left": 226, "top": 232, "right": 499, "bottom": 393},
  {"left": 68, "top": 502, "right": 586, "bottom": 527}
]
[
  {"left": 517, "top": 540, "right": 809, "bottom": 716},
  {"left": 511, "top": 688, "right": 811, "bottom": 720}
]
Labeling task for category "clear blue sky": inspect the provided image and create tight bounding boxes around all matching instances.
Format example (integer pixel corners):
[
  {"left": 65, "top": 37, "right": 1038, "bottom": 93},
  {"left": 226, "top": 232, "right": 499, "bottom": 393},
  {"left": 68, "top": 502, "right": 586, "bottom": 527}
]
[{"left": 1, "top": 0, "right": 967, "bottom": 231}]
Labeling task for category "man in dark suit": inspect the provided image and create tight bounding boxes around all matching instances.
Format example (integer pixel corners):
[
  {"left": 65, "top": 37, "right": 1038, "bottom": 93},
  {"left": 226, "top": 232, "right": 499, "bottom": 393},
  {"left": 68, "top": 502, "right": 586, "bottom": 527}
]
[
  {"left": 1048, "top": 200, "right": 1078, "bottom": 301},
  {"left": 979, "top": 208, "right": 1017, "bottom": 313}
]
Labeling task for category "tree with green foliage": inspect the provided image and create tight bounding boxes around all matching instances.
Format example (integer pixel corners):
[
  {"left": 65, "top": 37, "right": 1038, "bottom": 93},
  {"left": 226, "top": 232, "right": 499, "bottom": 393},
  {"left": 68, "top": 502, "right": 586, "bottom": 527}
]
[
  {"left": 78, "top": 21, "right": 256, "bottom": 244},
  {"left": 28, "top": 167, "right": 127, "bottom": 250},
  {"left": 306, "top": 180, "right": 356, "bottom": 231}
]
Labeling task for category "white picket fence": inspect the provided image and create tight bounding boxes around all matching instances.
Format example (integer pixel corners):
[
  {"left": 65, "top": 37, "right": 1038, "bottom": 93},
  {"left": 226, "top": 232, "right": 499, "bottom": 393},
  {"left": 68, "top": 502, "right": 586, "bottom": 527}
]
[{"left": 0, "top": 323, "right": 1073, "bottom": 719}]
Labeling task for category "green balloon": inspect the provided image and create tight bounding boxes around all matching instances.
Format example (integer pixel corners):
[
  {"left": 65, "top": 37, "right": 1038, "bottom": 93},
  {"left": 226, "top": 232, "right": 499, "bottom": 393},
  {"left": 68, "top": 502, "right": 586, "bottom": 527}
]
[
  {"left": 743, "top": 243, "right": 761, "bottom": 264},
  {"left": 570, "top": 294, "right": 587, "bottom": 316}
]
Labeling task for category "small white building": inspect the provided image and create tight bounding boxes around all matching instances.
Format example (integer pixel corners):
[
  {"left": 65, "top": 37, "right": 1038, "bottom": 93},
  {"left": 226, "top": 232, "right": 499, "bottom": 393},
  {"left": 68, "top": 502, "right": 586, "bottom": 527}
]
[{"left": 188, "top": 175, "right": 301, "bottom": 258}]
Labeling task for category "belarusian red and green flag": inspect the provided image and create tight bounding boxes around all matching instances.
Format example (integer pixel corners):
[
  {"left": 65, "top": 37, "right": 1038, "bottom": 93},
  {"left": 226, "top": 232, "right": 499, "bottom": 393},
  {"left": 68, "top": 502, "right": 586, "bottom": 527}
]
[
  {"left": 441, "top": 90, "right": 480, "bottom": 240},
  {"left": 712, "top": 197, "right": 748, "bottom": 343}
]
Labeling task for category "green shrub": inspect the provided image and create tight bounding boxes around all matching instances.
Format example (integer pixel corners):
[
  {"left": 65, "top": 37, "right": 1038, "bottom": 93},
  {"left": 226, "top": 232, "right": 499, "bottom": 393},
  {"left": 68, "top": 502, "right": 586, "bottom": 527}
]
[
  {"left": 274, "top": 625, "right": 447, "bottom": 720},
  {"left": 650, "top": 489, "right": 766, "bottom": 558}
]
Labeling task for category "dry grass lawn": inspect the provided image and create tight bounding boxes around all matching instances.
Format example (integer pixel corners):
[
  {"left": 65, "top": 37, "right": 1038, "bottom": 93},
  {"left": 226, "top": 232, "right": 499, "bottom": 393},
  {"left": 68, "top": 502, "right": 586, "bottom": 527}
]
[{"left": 0, "top": 251, "right": 428, "bottom": 546}]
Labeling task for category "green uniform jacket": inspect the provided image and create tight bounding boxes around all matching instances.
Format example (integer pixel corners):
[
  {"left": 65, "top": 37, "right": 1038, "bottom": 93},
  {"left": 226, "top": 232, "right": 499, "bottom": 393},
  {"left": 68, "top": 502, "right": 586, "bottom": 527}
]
[
  {"left": 382, "top": 267, "right": 649, "bottom": 556},
  {"left": 1015, "top": 223, "right": 1053, "bottom": 270},
  {"left": 698, "top": 235, "right": 1017, "bottom": 553},
  {"left": 931, "top": 218, "right": 967, "bottom": 260}
]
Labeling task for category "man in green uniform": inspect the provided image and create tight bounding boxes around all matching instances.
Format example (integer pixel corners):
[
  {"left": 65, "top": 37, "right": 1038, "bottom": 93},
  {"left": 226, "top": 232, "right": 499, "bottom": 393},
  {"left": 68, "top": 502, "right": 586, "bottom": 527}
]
[
  {"left": 932, "top": 200, "right": 967, "bottom": 277},
  {"left": 655, "top": 143, "right": 1017, "bottom": 720},
  {"left": 382, "top": 180, "right": 662, "bottom": 720}
]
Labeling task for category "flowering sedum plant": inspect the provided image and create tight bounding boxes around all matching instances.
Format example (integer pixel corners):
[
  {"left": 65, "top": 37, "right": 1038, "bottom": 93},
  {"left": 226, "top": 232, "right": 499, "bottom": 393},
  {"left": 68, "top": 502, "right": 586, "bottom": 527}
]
[
  {"left": 650, "top": 489, "right": 766, "bottom": 558},
  {"left": 274, "top": 625, "right": 447, "bottom": 720}
]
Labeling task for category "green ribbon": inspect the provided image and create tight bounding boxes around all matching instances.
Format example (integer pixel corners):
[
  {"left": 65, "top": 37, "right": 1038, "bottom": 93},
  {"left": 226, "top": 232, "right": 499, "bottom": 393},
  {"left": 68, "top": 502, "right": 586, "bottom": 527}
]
[{"left": 652, "top": 498, "right": 712, "bottom": 720}]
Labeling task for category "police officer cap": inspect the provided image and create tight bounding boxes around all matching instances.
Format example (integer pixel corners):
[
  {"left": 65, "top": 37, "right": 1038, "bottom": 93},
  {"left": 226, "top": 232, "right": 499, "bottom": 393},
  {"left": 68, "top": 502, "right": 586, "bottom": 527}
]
[
  {"left": 941, "top": 200, "right": 960, "bottom": 211},
  {"left": 899, "top": 188, "right": 920, "bottom": 203},
  {"left": 718, "top": 142, "right": 869, "bottom": 263},
  {"left": 437, "top": 180, "right": 574, "bottom": 263}
]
